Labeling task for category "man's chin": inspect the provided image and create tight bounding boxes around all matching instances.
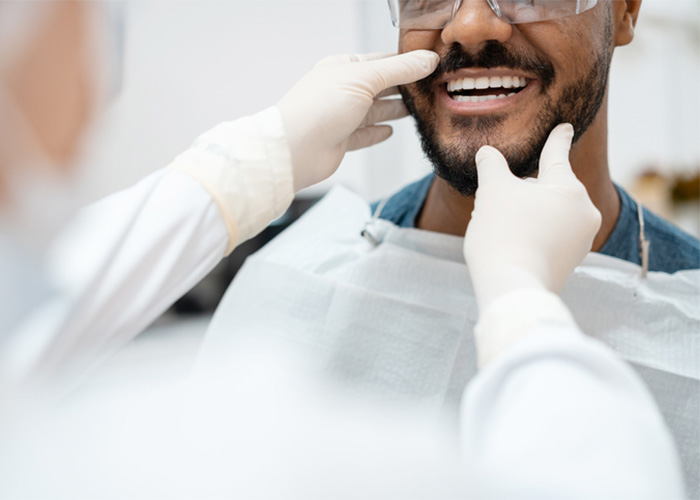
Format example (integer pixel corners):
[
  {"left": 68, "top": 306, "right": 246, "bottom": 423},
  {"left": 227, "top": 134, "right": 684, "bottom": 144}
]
[
  {"left": 423, "top": 143, "right": 480, "bottom": 197},
  {"left": 446, "top": 114, "right": 509, "bottom": 136},
  {"left": 405, "top": 92, "right": 546, "bottom": 195},
  {"left": 424, "top": 134, "right": 542, "bottom": 197}
]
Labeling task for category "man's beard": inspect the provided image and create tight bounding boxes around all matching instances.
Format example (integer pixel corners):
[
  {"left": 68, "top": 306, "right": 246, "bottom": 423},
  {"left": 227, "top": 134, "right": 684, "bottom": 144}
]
[{"left": 400, "top": 36, "right": 612, "bottom": 197}]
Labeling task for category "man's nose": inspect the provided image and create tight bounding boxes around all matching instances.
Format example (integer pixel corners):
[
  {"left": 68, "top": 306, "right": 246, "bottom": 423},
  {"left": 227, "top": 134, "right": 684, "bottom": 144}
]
[{"left": 441, "top": 0, "right": 513, "bottom": 48}]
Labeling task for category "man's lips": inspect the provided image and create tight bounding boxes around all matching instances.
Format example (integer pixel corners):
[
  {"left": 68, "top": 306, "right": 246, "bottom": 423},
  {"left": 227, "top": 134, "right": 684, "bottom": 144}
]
[
  {"left": 438, "top": 67, "right": 537, "bottom": 84},
  {"left": 434, "top": 67, "right": 539, "bottom": 114}
]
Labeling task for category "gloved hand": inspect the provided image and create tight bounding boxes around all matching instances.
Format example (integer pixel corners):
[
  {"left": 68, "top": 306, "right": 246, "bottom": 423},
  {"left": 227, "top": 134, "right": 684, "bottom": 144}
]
[
  {"left": 276, "top": 51, "right": 439, "bottom": 192},
  {"left": 171, "top": 51, "right": 437, "bottom": 255},
  {"left": 464, "top": 124, "right": 602, "bottom": 313}
]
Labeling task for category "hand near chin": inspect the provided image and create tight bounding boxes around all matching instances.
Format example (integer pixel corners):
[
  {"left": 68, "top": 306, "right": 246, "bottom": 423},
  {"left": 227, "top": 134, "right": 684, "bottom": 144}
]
[{"left": 463, "top": 123, "right": 602, "bottom": 312}]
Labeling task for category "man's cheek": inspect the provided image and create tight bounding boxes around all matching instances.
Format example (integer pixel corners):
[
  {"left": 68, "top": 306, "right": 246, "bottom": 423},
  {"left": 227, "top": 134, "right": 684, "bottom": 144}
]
[
  {"left": 400, "top": 81, "right": 432, "bottom": 109},
  {"left": 398, "top": 84, "right": 419, "bottom": 112}
]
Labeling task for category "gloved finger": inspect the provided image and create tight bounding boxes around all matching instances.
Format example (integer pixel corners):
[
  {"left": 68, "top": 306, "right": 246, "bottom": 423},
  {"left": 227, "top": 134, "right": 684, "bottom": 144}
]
[
  {"left": 361, "top": 99, "right": 408, "bottom": 127},
  {"left": 377, "top": 86, "right": 400, "bottom": 99},
  {"left": 537, "top": 123, "right": 576, "bottom": 185},
  {"left": 363, "top": 50, "right": 439, "bottom": 95},
  {"left": 475, "top": 145, "right": 513, "bottom": 187},
  {"left": 347, "top": 125, "right": 393, "bottom": 152}
]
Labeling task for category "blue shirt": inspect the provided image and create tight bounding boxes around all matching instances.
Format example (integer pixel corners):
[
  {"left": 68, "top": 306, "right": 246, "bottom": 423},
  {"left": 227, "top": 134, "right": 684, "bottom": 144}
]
[{"left": 372, "top": 173, "right": 700, "bottom": 273}]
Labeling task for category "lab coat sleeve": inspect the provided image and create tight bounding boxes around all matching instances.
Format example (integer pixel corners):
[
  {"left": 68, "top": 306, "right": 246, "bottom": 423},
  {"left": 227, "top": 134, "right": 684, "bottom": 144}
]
[
  {"left": 20, "top": 109, "right": 295, "bottom": 388},
  {"left": 23, "top": 169, "right": 228, "bottom": 386},
  {"left": 461, "top": 288, "right": 685, "bottom": 499},
  {"left": 169, "top": 106, "right": 295, "bottom": 255}
]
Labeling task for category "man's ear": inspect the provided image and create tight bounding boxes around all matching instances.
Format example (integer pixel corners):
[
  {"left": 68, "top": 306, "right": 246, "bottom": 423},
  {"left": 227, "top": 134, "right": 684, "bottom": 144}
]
[{"left": 614, "top": 0, "right": 642, "bottom": 47}]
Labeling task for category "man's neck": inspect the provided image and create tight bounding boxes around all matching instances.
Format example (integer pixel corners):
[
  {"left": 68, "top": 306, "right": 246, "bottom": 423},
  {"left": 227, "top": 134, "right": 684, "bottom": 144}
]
[{"left": 416, "top": 111, "right": 621, "bottom": 252}]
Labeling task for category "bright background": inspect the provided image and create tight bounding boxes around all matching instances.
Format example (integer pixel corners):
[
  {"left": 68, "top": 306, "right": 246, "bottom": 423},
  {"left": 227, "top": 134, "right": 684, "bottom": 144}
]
[{"left": 84, "top": 0, "right": 699, "bottom": 228}]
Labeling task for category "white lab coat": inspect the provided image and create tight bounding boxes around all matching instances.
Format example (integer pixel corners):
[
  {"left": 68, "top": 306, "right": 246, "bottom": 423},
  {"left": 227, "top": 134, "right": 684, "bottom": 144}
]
[
  {"left": 461, "top": 292, "right": 685, "bottom": 498},
  {"left": 1, "top": 168, "right": 228, "bottom": 390},
  {"left": 0, "top": 111, "right": 685, "bottom": 498}
]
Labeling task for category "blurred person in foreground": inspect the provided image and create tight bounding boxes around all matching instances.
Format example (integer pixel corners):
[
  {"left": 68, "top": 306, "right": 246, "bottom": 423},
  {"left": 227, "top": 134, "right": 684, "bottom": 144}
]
[{"left": 0, "top": 1, "right": 685, "bottom": 499}]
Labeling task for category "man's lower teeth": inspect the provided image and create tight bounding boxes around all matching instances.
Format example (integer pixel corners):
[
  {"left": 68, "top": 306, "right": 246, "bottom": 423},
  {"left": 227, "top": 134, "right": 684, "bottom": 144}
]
[{"left": 453, "top": 93, "right": 516, "bottom": 103}]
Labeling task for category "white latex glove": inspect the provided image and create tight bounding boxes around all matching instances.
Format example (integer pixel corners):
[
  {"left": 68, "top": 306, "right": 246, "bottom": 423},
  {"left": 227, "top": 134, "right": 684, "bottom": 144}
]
[
  {"left": 276, "top": 51, "right": 439, "bottom": 192},
  {"left": 464, "top": 123, "right": 602, "bottom": 313},
  {"left": 172, "top": 51, "right": 437, "bottom": 255}
]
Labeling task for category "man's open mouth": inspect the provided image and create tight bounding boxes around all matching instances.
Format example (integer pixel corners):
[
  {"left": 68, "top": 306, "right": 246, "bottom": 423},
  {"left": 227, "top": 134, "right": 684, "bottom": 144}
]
[{"left": 446, "top": 76, "right": 530, "bottom": 103}]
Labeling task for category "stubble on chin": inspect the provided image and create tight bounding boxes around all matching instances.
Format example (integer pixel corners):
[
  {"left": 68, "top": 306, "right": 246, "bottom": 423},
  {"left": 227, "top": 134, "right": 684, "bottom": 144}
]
[
  {"left": 400, "top": 83, "right": 543, "bottom": 197},
  {"left": 398, "top": 16, "right": 613, "bottom": 196},
  {"left": 399, "top": 55, "right": 611, "bottom": 197}
]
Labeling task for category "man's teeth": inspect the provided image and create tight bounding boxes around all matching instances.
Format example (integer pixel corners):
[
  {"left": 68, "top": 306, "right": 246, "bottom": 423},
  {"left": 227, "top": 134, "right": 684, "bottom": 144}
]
[
  {"left": 453, "top": 93, "right": 517, "bottom": 103},
  {"left": 447, "top": 76, "right": 528, "bottom": 93}
]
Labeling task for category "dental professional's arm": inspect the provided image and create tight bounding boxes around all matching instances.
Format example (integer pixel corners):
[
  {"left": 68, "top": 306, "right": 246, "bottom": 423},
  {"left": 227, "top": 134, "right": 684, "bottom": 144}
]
[
  {"left": 460, "top": 125, "right": 684, "bottom": 499},
  {"left": 170, "top": 51, "right": 439, "bottom": 253},
  {"left": 24, "top": 51, "right": 439, "bottom": 388}
]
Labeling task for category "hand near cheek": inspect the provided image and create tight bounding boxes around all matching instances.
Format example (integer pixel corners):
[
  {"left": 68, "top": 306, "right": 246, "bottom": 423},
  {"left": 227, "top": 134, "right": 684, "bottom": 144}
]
[
  {"left": 276, "top": 50, "right": 439, "bottom": 193},
  {"left": 463, "top": 123, "right": 602, "bottom": 312}
]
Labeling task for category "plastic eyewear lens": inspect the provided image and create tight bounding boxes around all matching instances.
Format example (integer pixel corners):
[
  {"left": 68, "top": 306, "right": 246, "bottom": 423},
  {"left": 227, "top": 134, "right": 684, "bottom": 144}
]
[
  {"left": 388, "top": 0, "right": 458, "bottom": 29},
  {"left": 496, "top": 0, "right": 599, "bottom": 24},
  {"left": 388, "top": 0, "right": 599, "bottom": 29}
]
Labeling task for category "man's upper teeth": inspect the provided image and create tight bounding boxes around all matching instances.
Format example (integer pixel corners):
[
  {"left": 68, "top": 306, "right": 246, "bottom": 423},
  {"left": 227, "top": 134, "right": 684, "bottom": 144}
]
[{"left": 447, "top": 76, "right": 528, "bottom": 93}]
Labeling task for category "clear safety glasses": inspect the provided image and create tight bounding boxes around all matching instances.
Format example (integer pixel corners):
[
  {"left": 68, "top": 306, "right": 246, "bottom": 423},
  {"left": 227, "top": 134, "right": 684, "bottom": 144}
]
[{"left": 388, "top": 0, "right": 599, "bottom": 29}]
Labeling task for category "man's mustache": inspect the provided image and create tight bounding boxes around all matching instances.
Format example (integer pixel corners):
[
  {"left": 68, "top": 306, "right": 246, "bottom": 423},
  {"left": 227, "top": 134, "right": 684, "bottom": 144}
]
[{"left": 416, "top": 41, "right": 555, "bottom": 95}]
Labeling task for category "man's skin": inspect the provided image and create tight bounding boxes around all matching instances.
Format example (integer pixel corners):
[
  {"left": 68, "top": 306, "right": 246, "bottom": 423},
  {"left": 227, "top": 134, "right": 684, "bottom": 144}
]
[{"left": 398, "top": 0, "right": 641, "bottom": 252}]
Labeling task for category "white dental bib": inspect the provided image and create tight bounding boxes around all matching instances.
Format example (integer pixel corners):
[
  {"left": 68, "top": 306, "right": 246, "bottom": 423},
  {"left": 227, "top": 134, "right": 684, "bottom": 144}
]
[{"left": 197, "top": 186, "right": 700, "bottom": 496}]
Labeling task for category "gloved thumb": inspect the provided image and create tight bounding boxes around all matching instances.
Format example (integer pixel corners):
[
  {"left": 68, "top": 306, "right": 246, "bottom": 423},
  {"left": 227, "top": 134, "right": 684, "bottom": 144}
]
[
  {"left": 538, "top": 123, "right": 576, "bottom": 185},
  {"left": 364, "top": 50, "right": 439, "bottom": 95},
  {"left": 475, "top": 145, "right": 512, "bottom": 187}
]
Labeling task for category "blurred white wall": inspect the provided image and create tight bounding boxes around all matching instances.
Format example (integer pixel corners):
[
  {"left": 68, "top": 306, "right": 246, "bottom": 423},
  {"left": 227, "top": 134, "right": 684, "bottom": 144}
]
[
  {"left": 84, "top": 0, "right": 373, "bottom": 201},
  {"left": 608, "top": 0, "right": 700, "bottom": 185},
  {"left": 85, "top": 0, "right": 700, "bottom": 204}
]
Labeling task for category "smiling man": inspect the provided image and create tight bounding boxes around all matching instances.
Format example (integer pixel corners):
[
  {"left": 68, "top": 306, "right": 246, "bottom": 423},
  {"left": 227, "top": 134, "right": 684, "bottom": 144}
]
[
  {"left": 200, "top": 1, "right": 699, "bottom": 497},
  {"left": 378, "top": 0, "right": 699, "bottom": 271}
]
